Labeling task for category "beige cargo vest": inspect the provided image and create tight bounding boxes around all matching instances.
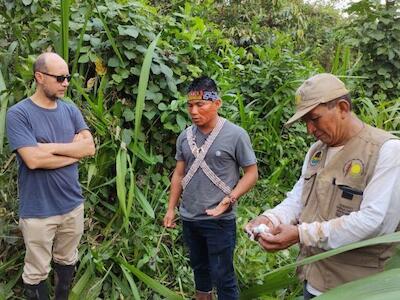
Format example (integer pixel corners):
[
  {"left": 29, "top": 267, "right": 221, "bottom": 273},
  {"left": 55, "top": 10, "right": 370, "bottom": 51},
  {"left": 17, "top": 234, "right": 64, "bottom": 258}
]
[{"left": 298, "top": 124, "right": 398, "bottom": 292}]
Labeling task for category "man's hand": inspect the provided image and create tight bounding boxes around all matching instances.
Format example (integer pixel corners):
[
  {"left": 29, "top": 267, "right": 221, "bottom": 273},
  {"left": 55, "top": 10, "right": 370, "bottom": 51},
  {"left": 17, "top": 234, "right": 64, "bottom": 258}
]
[
  {"left": 73, "top": 132, "right": 85, "bottom": 142},
  {"left": 205, "top": 196, "right": 232, "bottom": 216},
  {"left": 258, "top": 224, "right": 299, "bottom": 251},
  {"left": 163, "top": 208, "right": 177, "bottom": 228},
  {"left": 244, "top": 215, "right": 274, "bottom": 240}
]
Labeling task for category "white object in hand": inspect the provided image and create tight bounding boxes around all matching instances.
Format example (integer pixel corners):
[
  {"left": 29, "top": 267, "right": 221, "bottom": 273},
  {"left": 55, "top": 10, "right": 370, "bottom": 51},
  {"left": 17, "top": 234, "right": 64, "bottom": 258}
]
[{"left": 252, "top": 223, "right": 270, "bottom": 234}]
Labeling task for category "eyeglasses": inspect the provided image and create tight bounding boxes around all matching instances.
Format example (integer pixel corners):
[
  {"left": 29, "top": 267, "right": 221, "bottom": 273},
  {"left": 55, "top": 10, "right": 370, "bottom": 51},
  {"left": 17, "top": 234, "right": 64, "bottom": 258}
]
[{"left": 37, "top": 71, "right": 72, "bottom": 83}]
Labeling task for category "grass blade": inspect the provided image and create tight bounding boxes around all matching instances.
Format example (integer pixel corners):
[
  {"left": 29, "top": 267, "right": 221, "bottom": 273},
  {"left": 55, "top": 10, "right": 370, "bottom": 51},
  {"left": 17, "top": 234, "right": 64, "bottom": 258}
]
[
  {"left": 121, "top": 265, "right": 141, "bottom": 300},
  {"left": 71, "top": 4, "right": 92, "bottom": 76},
  {"left": 96, "top": 3, "right": 124, "bottom": 64},
  {"left": 126, "top": 154, "right": 135, "bottom": 221},
  {"left": 116, "top": 145, "right": 128, "bottom": 219},
  {"left": 0, "top": 69, "right": 8, "bottom": 154},
  {"left": 133, "top": 32, "right": 161, "bottom": 148},
  {"left": 70, "top": 265, "right": 94, "bottom": 300},
  {"left": 60, "top": 0, "right": 70, "bottom": 62},
  {"left": 116, "top": 257, "right": 184, "bottom": 300},
  {"left": 135, "top": 184, "right": 155, "bottom": 219}
]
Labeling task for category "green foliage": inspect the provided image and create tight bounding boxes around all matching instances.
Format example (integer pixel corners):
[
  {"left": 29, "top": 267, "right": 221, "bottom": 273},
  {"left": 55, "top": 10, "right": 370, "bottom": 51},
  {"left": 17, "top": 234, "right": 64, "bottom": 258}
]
[
  {"left": 316, "top": 268, "right": 400, "bottom": 300},
  {"left": 345, "top": 0, "right": 400, "bottom": 100}
]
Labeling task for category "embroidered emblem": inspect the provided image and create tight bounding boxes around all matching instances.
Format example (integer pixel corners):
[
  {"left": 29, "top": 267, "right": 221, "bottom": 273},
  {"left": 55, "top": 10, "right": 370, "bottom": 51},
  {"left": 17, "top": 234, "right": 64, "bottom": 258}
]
[
  {"left": 310, "top": 150, "right": 322, "bottom": 167},
  {"left": 343, "top": 159, "right": 364, "bottom": 177}
]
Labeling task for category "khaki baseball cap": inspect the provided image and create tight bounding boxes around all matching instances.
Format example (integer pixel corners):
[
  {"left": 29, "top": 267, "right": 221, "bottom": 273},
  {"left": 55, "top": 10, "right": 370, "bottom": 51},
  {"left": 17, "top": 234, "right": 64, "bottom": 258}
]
[{"left": 285, "top": 73, "right": 349, "bottom": 126}]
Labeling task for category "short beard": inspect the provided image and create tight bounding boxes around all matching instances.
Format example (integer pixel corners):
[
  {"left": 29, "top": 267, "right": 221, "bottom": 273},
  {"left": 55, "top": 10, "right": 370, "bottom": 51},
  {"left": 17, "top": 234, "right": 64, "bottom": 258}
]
[{"left": 43, "top": 87, "right": 60, "bottom": 101}]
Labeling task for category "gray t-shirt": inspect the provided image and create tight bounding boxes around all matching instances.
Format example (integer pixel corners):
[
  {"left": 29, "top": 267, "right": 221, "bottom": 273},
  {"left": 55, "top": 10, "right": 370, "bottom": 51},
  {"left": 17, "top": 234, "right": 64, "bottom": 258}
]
[
  {"left": 176, "top": 119, "right": 257, "bottom": 220},
  {"left": 6, "top": 98, "right": 88, "bottom": 218}
]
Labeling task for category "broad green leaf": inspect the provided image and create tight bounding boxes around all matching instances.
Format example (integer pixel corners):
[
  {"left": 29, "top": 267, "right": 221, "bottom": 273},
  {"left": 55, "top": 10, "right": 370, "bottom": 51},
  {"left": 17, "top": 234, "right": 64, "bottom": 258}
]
[
  {"left": 316, "top": 268, "right": 400, "bottom": 300},
  {"left": 241, "top": 232, "right": 400, "bottom": 299},
  {"left": 160, "top": 63, "right": 173, "bottom": 78},
  {"left": 108, "top": 57, "right": 120, "bottom": 68},
  {"left": 158, "top": 103, "right": 168, "bottom": 111},
  {"left": 143, "top": 110, "right": 157, "bottom": 120},
  {"left": 124, "top": 50, "right": 137, "bottom": 60},
  {"left": 78, "top": 54, "right": 89, "bottom": 63},
  {"left": 176, "top": 114, "right": 187, "bottom": 131},
  {"left": 123, "top": 109, "right": 135, "bottom": 122},
  {"left": 369, "top": 31, "right": 385, "bottom": 41},
  {"left": 118, "top": 25, "right": 139, "bottom": 38},
  {"left": 22, "top": 0, "right": 32, "bottom": 6}
]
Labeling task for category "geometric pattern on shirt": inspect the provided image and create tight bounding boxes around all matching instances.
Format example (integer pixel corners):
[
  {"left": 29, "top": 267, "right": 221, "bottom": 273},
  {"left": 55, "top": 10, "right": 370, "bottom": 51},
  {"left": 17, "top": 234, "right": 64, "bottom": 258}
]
[{"left": 181, "top": 117, "right": 232, "bottom": 195}]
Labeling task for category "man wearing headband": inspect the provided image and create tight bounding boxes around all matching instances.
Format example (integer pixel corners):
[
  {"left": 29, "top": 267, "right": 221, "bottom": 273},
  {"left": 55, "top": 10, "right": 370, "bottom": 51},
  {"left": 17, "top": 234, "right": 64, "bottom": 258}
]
[
  {"left": 246, "top": 73, "right": 400, "bottom": 298},
  {"left": 164, "top": 76, "right": 258, "bottom": 300},
  {"left": 6, "top": 52, "right": 95, "bottom": 299}
]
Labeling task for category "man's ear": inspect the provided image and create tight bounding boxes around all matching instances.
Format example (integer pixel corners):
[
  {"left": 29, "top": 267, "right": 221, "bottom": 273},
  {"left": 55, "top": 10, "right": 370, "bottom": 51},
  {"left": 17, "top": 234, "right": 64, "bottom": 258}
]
[
  {"left": 34, "top": 72, "right": 44, "bottom": 83},
  {"left": 337, "top": 99, "right": 350, "bottom": 113},
  {"left": 215, "top": 99, "right": 222, "bottom": 109}
]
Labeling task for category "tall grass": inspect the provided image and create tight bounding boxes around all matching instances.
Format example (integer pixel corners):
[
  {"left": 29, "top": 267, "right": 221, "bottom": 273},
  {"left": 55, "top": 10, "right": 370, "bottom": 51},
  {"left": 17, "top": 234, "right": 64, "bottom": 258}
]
[
  {"left": 0, "top": 69, "right": 8, "bottom": 154},
  {"left": 60, "top": 0, "right": 70, "bottom": 62}
]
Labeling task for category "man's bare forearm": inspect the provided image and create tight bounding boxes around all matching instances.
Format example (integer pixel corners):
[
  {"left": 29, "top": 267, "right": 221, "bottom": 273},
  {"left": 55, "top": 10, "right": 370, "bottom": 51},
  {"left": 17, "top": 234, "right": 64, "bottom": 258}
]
[
  {"left": 167, "top": 161, "right": 185, "bottom": 211},
  {"left": 38, "top": 138, "right": 95, "bottom": 159},
  {"left": 230, "top": 164, "right": 258, "bottom": 199},
  {"left": 34, "top": 154, "right": 79, "bottom": 169},
  {"left": 18, "top": 146, "right": 79, "bottom": 170},
  {"left": 167, "top": 170, "right": 184, "bottom": 211}
]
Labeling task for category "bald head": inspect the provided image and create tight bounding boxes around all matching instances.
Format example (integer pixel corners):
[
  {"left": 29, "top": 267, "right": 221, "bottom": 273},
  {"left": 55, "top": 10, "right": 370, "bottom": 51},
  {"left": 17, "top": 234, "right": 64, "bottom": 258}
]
[{"left": 33, "top": 52, "right": 67, "bottom": 75}]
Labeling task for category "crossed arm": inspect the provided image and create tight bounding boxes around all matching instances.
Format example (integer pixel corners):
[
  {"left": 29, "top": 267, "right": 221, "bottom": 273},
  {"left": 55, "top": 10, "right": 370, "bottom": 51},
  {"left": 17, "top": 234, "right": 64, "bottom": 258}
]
[{"left": 18, "top": 130, "right": 95, "bottom": 170}]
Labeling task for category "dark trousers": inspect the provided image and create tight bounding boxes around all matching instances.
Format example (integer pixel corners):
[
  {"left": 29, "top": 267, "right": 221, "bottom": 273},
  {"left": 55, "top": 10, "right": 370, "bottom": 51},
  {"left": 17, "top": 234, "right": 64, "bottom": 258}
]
[{"left": 183, "top": 219, "right": 239, "bottom": 300}]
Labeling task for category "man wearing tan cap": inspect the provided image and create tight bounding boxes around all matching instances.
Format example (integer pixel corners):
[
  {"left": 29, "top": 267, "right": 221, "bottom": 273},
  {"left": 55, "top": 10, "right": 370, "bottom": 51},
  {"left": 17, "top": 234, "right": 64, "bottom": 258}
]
[{"left": 245, "top": 73, "right": 400, "bottom": 298}]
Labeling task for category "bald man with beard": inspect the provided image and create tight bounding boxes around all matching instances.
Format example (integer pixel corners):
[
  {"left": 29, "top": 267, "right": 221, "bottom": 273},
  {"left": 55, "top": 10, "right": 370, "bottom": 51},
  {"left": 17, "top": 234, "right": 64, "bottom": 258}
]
[{"left": 6, "top": 52, "right": 95, "bottom": 299}]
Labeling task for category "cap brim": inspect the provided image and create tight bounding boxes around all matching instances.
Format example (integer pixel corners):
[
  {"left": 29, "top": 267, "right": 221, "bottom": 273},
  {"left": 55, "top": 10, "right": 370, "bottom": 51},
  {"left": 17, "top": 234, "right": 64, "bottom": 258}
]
[{"left": 284, "top": 102, "right": 321, "bottom": 127}]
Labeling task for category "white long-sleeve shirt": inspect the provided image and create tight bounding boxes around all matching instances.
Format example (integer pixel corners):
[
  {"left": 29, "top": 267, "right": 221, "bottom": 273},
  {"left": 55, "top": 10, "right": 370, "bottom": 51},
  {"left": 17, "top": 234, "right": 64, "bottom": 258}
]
[{"left": 263, "top": 139, "right": 400, "bottom": 250}]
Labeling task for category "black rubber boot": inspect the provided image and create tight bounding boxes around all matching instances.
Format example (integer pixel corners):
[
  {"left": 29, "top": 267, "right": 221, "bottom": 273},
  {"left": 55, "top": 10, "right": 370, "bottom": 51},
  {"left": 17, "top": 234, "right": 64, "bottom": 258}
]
[
  {"left": 24, "top": 281, "right": 49, "bottom": 300},
  {"left": 54, "top": 263, "right": 75, "bottom": 300}
]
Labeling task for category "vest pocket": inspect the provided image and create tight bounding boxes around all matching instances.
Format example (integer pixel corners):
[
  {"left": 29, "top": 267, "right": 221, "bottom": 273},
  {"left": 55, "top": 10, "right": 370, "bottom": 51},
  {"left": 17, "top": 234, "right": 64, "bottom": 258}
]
[
  {"left": 332, "top": 180, "right": 363, "bottom": 217},
  {"left": 301, "top": 172, "right": 317, "bottom": 207}
]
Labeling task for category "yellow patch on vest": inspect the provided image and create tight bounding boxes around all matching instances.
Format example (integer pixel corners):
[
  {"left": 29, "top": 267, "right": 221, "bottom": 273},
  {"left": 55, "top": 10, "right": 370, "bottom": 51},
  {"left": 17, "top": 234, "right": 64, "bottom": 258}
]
[{"left": 344, "top": 159, "right": 364, "bottom": 177}]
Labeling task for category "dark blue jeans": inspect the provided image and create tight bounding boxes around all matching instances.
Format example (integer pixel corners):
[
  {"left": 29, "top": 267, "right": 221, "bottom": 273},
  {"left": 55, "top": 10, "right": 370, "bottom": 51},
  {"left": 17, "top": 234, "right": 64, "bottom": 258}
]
[{"left": 182, "top": 219, "right": 239, "bottom": 300}]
